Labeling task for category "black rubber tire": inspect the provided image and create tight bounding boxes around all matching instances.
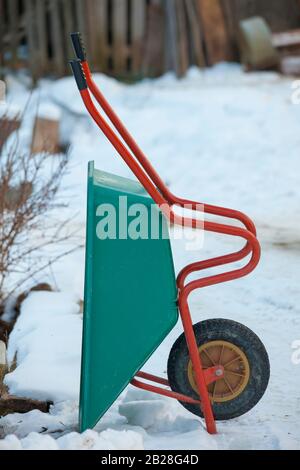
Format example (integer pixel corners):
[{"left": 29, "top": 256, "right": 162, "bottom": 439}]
[{"left": 167, "top": 319, "right": 270, "bottom": 421}]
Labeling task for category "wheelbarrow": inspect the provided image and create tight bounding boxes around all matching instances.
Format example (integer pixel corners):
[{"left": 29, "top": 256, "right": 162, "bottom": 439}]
[{"left": 70, "top": 33, "right": 270, "bottom": 435}]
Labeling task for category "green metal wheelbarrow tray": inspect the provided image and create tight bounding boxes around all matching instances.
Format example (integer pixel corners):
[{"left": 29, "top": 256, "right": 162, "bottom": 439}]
[{"left": 70, "top": 33, "right": 270, "bottom": 435}]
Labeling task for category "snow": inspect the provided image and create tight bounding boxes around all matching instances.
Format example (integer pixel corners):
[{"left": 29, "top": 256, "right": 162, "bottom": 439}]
[
  {"left": 0, "top": 64, "right": 300, "bottom": 450},
  {"left": 36, "top": 103, "right": 61, "bottom": 121},
  {"left": 5, "top": 292, "right": 82, "bottom": 402},
  {"left": 0, "top": 103, "right": 21, "bottom": 120}
]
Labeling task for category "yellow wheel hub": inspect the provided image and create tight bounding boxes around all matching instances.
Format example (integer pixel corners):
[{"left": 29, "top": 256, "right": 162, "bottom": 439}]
[{"left": 188, "top": 340, "right": 250, "bottom": 403}]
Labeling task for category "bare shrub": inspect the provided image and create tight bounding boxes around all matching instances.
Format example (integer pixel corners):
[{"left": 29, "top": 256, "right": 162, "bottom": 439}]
[{"left": 0, "top": 111, "right": 82, "bottom": 308}]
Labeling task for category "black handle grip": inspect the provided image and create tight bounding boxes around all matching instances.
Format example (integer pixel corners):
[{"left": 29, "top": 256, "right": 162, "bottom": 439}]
[
  {"left": 71, "top": 32, "right": 86, "bottom": 61},
  {"left": 70, "top": 60, "right": 87, "bottom": 91}
]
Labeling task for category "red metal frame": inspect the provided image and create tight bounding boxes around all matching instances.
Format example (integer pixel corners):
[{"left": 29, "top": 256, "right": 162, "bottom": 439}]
[{"left": 73, "top": 60, "right": 261, "bottom": 435}]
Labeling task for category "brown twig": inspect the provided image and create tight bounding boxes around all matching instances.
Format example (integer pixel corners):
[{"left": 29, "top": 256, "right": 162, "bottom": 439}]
[{"left": 0, "top": 107, "right": 82, "bottom": 308}]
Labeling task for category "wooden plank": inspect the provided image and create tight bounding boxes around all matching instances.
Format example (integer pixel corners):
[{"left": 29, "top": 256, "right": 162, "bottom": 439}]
[
  {"left": 112, "top": 0, "right": 127, "bottom": 75},
  {"left": 17, "top": 10, "right": 27, "bottom": 60},
  {"left": 221, "top": 0, "right": 239, "bottom": 60},
  {"left": 272, "top": 29, "right": 300, "bottom": 48},
  {"left": 36, "top": 0, "right": 49, "bottom": 75},
  {"left": 25, "top": 0, "right": 39, "bottom": 82},
  {"left": 49, "top": 0, "right": 65, "bottom": 76},
  {"left": 131, "top": 0, "right": 146, "bottom": 74},
  {"left": 0, "top": 0, "right": 5, "bottom": 74},
  {"left": 196, "top": 0, "right": 232, "bottom": 65},
  {"left": 184, "top": 0, "right": 206, "bottom": 67},
  {"left": 31, "top": 117, "right": 60, "bottom": 155},
  {"left": 221, "top": 0, "right": 237, "bottom": 35},
  {"left": 0, "top": 116, "right": 20, "bottom": 152},
  {"left": 86, "top": 0, "right": 108, "bottom": 71},
  {"left": 62, "top": 0, "right": 75, "bottom": 59},
  {"left": 75, "top": 0, "right": 87, "bottom": 40},
  {"left": 175, "top": 0, "right": 189, "bottom": 77},
  {"left": 143, "top": 0, "right": 166, "bottom": 77},
  {"left": 165, "top": 0, "right": 191, "bottom": 76},
  {"left": 165, "top": 0, "right": 179, "bottom": 73},
  {"left": 8, "top": 0, "right": 18, "bottom": 68}
]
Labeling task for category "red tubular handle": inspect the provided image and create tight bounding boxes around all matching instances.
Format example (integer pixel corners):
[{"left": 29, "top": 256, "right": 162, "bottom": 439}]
[
  {"left": 82, "top": 62, "right": 256, "bottom": 232},
  {"left": 81, "top": 61, "right": 259, "bottom": 286},
  {"left": 80, "top": 89, "right": 167, "bottom": 207},
  {"left": 79, "top": 85, "right": 261, "bottom": 293}
]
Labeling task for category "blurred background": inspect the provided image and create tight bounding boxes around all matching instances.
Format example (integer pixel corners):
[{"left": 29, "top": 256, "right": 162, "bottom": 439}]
[{"left": 1, "top": 0, "right": 300, "bottom": 82}]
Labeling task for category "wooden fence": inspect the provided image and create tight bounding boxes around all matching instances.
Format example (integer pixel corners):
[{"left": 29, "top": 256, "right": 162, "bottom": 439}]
[
  {"left": 1, "top": 0, "right": 300, "bottom": 81},
  {"left": 0, "top": 0, "right": 147, "bottom": 80}
]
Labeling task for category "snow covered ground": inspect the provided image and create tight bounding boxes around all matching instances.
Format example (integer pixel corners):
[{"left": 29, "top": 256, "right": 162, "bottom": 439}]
[{"left": 0, "top": 64, "right": 299, "bottom": 450}]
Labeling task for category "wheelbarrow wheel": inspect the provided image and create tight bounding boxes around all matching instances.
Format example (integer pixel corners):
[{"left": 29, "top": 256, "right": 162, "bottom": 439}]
[{"left": 167, "top": 319, "right": 270, "bottom": 421}]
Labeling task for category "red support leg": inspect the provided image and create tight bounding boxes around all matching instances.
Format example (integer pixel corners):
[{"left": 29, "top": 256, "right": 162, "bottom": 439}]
[
  {"left": 178, "top": 294, "right": 217, "bottom": 435},
  {"left": 132, "top": 366, "right": 224, "bottom": 408}
]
